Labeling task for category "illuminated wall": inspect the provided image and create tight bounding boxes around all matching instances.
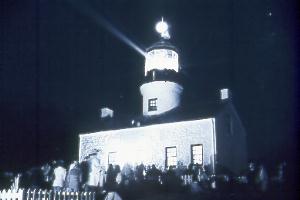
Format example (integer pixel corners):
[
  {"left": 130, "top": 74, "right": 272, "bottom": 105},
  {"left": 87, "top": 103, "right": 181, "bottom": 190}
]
[
  {"left": 79, "top": 118, "right": 216, "bottom": 170},
  {"left": 140, "top": 81, "right": 183, "bottom": 116}
]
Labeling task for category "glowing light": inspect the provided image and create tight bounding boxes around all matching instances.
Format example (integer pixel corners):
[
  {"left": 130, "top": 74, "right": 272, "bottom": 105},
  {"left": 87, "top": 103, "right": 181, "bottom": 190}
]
[
  {"left": 155, "top": 18, "right": 170, "bottom": 39},
  {"left": 145, "top": 49, "right": 179, "bottom": 75},
  {"left": 118, "top": 141, "right": 152, "bottom": 166},
  {"left": 156, "top": 21, "right": 168, "bottom": 34}
]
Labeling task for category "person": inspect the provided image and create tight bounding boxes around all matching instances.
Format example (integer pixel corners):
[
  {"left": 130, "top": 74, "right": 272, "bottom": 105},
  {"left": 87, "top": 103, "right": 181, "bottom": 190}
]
[
  {"left": 66, "top": 161, "right": 82, "bottom": 192},
  {"left": 198, "top": 166, "right": 209, "bottom": 182},
  {"left": 134, "top": 164, "right": 145, "bottom": 183},
  {"left": 174, "top": 161, "right": 185, "bottom": 178},
  {"left": 99, "top": 167, "right": 106, "bottom": 191},
  {"left": 30, "top": 167, "right": 44, "bottom": 189},
  {"left": 80, "top": 157, "right": 89, "bottom": 189},
  {"left": 85, "top": 150, "right": 102, "bottom": 192},
  {"left": 198, "top": 166, "right": 209, "bottom": 190},
  {"left": 165, "top": 166, "right": 181, "bottom": 191},
  {"left": 255, "top": 164, "right": 268, "bottom": 192},
  {"left": 52, "top": 161, "right": 67, "bottom": 192},
  {"left": 106, "top": 164, "right": 115, "bottom": 190},
  {"left": 150, "top": 165, "right": 161, "bottom": 183},
  {"left": 272, "top": 161, "right": 286, "bottom": 183},
  {"left": 41, "top": 163, "right": 52, "bottom": 189},
  {"left": 121, "top": 164, "right": 133, "bottom": 186},
  {"left": 104, "top": 192, "right": 123, "bottom": 200},
  {"left": 114, "top": 165, "right": 122, "bottom": 186}
]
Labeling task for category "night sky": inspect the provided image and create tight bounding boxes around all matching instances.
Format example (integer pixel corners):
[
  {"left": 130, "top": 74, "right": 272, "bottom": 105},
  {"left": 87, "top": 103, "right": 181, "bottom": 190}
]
[{"left": 0, "top": 0, "right": 298, "bottom": 171}]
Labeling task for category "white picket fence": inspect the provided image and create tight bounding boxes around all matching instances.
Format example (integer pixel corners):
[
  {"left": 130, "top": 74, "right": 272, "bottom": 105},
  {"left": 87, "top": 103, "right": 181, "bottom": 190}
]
[
  {"left": 0, "top": 189, "right": 95, "bottom": 200},
  {"left": 0, "top": 189, "right": 24, "bottom": 200},
  {"left": 181, "top": 175, "right": 193, "bottom": 185}
]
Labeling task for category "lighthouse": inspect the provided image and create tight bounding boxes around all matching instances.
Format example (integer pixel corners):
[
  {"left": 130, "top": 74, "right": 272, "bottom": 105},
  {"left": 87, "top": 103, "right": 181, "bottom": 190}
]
[
  {"left": 79, "top": 19, "right": 247, "bottom": 175},
  {"left": 140, "top": 19, "right": 183, "bottom": 116}
]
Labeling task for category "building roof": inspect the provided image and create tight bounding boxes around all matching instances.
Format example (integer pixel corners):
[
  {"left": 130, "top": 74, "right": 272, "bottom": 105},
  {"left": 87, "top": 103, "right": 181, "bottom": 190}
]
[
  {"left": 138, "top": 101, "right": 224, "bottom": 124},
  {"left": 91, "top": 100, "right": 227, "bottom": 131}
]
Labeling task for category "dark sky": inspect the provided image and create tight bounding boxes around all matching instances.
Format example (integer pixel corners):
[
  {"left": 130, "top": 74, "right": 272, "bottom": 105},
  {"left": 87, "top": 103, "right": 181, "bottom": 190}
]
[{"left": 0, "top": 0, "right": 298, "bottom": 171}]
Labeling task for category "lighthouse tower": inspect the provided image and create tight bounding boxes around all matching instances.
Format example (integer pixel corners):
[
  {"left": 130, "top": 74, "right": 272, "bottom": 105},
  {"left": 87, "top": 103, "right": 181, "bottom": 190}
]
[{"left": 140, "top": 19, "right": 183, "bottom": 116}]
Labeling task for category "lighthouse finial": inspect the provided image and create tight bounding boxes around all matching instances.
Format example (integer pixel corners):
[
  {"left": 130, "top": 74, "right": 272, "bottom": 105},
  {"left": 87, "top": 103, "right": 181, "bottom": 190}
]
[{"left": 155, "top": 18, "right": 170, "bottom": 39}]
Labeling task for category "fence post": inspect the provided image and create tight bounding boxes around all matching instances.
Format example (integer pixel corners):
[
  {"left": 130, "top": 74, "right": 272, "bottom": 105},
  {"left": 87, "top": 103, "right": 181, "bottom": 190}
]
[
  {"left": 52, "top": 190, "right": 56, "bottom": 200},
  {"left": 26, "top": 189, "right": 30, "bottom": 200},
  {"left": 0, "top": 189, "right": 6, "bottom": 200},
  {"left": 64, "top": 192, "right": 67, "bottom": 200},
  {"left": 62, "top": 192, "right": 66, "bottom": 200},
  {"left": 49, "top": 190, "right": 53, "bottom": 200},
  {"left": 70, "top": 192, "right": 74, "bottom": 200},
  {"left": 18, "top": 189, "right": 25, "bottom": 200},
  {"left": 33, "top": 189, "right": 37, "bottom": 200},
  {"left": 74, "top": 192, "right": 79, "bottom": 200},
  {"left": 37, "top": 189, "right": 42, "bottom": 200},
  {"left": 43, "top": 190, "right": 47, "bottom": 200},
  {"left": 57, "top": 192, "right": 61, "bottom": 200},
  {"left": 7, "top": 189, "right": 10, "bottom": 200},
  {"left": 1, "top": 189, "right": 6, "bottom": 200}
]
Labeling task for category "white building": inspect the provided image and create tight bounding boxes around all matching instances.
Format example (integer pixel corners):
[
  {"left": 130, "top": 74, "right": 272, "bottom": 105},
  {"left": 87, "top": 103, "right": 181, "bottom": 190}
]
[{"left": 79, "top": 20, "right": 247, "bottom": 175}]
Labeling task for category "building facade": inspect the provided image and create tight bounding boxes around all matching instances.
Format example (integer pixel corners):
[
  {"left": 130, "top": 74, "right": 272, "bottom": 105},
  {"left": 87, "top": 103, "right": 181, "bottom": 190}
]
[{"left": 79, "top": 118, "right": 216, "bottom": 169}]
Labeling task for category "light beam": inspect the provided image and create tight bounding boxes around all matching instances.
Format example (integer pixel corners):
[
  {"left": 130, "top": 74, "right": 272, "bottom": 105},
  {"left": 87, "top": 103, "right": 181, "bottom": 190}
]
[{"left": 66, "top": 0, "right": 146, "bottom": 57}]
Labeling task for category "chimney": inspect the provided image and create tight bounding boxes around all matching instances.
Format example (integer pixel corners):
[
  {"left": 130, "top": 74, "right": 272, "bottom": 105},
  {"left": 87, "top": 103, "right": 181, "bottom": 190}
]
[
  {"left": 100, "top": 107, "right": 114, "bottom": 119},
  {"left": 220, "top": 88, "right": 231, "bottom": 101}
]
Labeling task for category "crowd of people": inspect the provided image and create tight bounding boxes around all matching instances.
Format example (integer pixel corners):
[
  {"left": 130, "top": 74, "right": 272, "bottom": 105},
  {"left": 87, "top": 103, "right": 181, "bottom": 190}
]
[{"left": 0, "top": 151, "right": 292, "bottom": 200}]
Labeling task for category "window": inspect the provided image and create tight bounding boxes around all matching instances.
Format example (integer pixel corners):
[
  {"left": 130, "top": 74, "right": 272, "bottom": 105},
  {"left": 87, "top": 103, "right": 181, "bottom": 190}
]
[
  {"left": 148, "top": 98, "right": 157, "bottom": 111},
  {"left": 191, "top": 144, "right": 203, "bottom": 165},
  {"left": 167, "top": 50, "right": 173, "bottom": 58},
  {"left": 108, "top": 152, "right": 118, "bottom": 165},
  {"left": 166, "top": 147, "right": 177, "bottom": 168}
]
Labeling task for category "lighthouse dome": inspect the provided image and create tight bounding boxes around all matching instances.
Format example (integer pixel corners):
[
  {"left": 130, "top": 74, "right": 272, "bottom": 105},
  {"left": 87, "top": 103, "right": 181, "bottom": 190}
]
[{"left": 147, "top": 39, "right": 178, "bottom": 52}]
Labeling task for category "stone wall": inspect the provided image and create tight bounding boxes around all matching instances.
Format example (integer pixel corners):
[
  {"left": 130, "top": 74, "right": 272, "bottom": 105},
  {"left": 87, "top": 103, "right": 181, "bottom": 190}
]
[{"left": 79, "top": 118, "right": 216, "bottom": 169}]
